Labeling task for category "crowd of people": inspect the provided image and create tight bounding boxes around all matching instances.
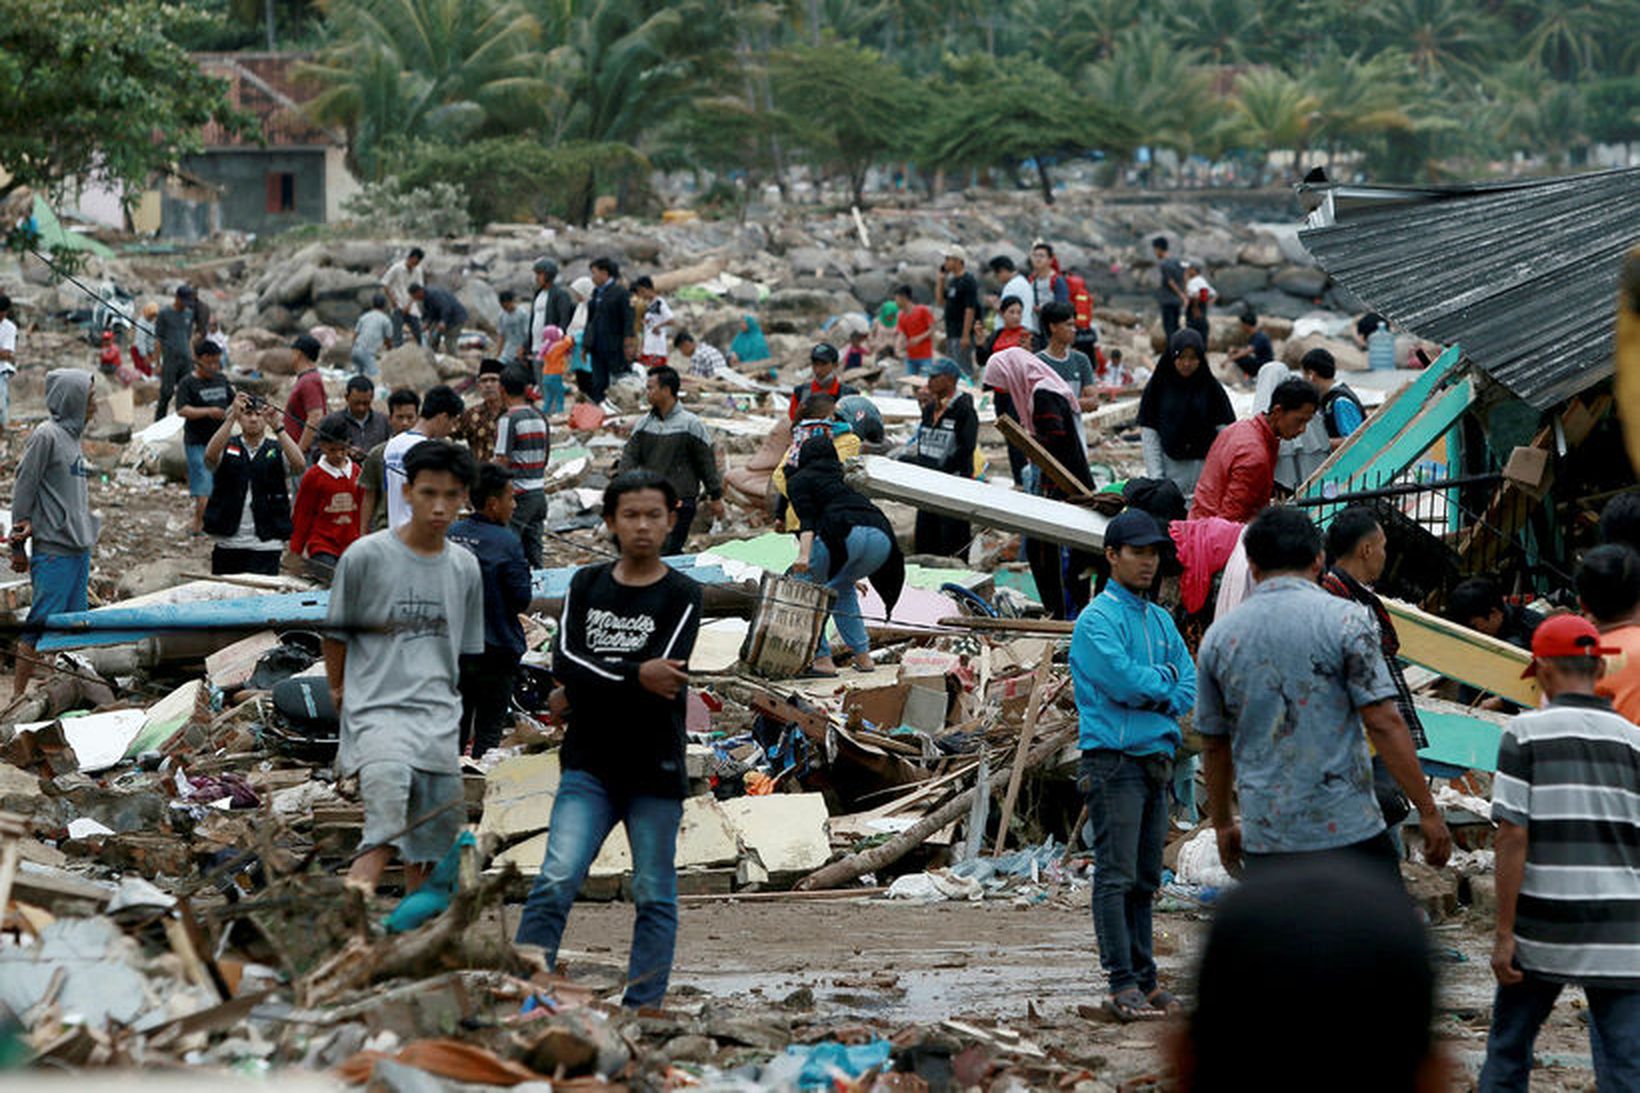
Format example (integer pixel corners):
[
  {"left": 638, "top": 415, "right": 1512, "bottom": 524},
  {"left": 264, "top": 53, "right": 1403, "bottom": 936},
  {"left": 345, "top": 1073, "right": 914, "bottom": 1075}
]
[{"left": 5, "top": 231, "right": 1639, "bottom": 1089}]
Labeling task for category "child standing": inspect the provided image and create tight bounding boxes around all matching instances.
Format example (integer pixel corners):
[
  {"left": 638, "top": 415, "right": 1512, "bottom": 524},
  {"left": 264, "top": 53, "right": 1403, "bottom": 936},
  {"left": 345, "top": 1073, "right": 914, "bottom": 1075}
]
[
  {"left": 497, "top": 290, "right": 531, "bottom": 373},
  {"left": 0, "top": 295, "right": 16, "bottom": 431},
  {"left": 448, "top": 464, "right": 532, "bottom": 759},
  {"left": 539, "top": 325, "right": 569, "bottom": 416},
  {"left": 290, "top": 420, "right": 364, "bottom": 583},
  {"left": 325, "top": 440, "right": 484, "bottom": 895},
  {"left": 632, "top": 276, "right": 673, "bottom": 369},
  {"left": 351, "top": 295, "right": 393, "bottom": 379},
  {"left": 843, "top": 328, "right": 868, "bottom": 373},
  {"left": 514, "top": 469, "right": 702, "bottom": 1009},
  {"left": 132, "top": 301, "right": 159, "bottom": 377}
]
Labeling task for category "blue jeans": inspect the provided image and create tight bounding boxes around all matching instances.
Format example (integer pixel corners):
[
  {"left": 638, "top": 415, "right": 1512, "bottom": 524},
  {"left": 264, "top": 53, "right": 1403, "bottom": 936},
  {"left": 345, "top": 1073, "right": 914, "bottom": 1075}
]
[
  {"left": 1479, "top": 971, "right": 1640, "bottom": 1091},
  {"left": 513, "top": 769, "right": 684, "bottom": 1008},
  {"left": 1080, "top": 749, "right": 1169, "bottom": 995},
  {"left": 541, "top": 374, "right": 566, "bottom": 415},
  {"left": 23, "top": 551, "right": 90, "bottom": 644},
  {"left": 804, "top": 526, "right": 892, "bottom": 657}
]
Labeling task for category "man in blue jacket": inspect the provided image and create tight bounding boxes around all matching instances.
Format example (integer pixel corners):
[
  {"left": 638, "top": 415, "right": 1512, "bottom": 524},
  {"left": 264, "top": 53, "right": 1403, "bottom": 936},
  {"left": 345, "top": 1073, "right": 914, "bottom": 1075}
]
[{"left": 1070, "top": 508, "right": 1194, "bottom": 1023}]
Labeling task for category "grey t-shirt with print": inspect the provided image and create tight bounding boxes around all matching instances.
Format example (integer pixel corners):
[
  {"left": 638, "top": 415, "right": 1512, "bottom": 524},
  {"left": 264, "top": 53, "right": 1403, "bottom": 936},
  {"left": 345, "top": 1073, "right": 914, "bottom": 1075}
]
[{"left": 326, "top": 529, "right": 484, "bottom": 776}]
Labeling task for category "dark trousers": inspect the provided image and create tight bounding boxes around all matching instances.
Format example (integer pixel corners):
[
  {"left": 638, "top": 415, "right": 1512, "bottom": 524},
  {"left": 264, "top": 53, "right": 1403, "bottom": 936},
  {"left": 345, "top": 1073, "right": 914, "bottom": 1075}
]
[
  {"left": 156, "top": 354, "right": 190, "bottom": 418},
  {"left": 661, "top": 498, "right": 697, "bottom": 557},
  {"left": 1479, "top": 972, "right": 1640, "bottom": 1091},
  {"left": 1186, "top": 314, "right": 1210, "bottom": 343},
  {"left": 391, "top": 308, "right": 422, "bottom": 347},
  {"left": 1242, "top": 829, "right": 1402, "bottom": 884},
  {"left": 1026, "top": 537, "right": 1092, "bottom": 620},
  {"left": 580, "top": 351, "right": 621, "bottom": 404},
  {"left": 211, "top": 546, "right": 282, "bottom": 576},
  {"left": 459, "top": 647, "right": 519, "bottom": 758},
  {"left": 1081, "top": 749, "right": 1170, "bottom": 996},
  {"left": 914, "top": 509, "right": 971, "bottom": 559},
  {"left": 509, "top": 488, "right": 546, "bottom": 569},
  {"left": 1160, "top": 302, "right": 1182, "bottom": 337}
]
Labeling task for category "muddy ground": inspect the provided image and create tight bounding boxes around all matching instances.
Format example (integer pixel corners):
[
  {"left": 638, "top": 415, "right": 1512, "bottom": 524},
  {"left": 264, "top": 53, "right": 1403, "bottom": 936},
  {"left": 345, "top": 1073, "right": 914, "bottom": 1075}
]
[{"left": 549, "top": 897, "right": 1600, "bottom": 1091}]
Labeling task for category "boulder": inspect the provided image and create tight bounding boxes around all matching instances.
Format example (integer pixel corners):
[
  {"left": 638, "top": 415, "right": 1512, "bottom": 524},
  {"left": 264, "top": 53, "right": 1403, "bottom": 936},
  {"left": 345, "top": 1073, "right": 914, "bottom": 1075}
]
[
  {"left": 233, "top": 326, "right": 286, "bottom": 350},
  {"left": 1237, "top": 237, "right": 1285, "bottom": 268},
  {"left": 1213, "top": 265, "right": 1269, "bottom": 304},
  {"left": 378, "top": 344, "right": 439, "bottom": 391},
  {"left": 1180, "top": 230, "right": 1238, "bottom": 267},
  {"left": 787, "top": 246, "right": 843, "bottom": 276},
  {"left": 312, "top": 296, "right": 363, "bottom": 329},
  {"left": 310, "top": 267, "right": 377, "bottom": 301},
  {"left": 457, "top": 278, "right": 501, "bottom": 333},
  {"left": 1280, "top": 332, "right": 1367, "bottom": 373},
  {"left": 434, "top": 353, "right": 471, "bottom": 380},
  {"left": 901, "top": 237, "right": 953, "bottom": 266},
  {"left": 763, "top": 287, "right": 856, "bottom": 317},
  {"left": 849, "top": 270, "right": 898, "bottom": 309},
  {"left": 274, "top": 265, "right": 315, "bottom": 308},
  {"left": 255, "top": 346, "right": 296, "bottom": 376},
  {"left": 257, "top": 305, "right": 297, "bottom": 333},
  {"left": 1273, "top": 266, "right": 1329, "bottom": 300},
  {"left": 330, "top": 240, "right": 391, "bottom": 273},
  {"left": 1243, "top": 289, "right": 1312, "bottom": 321}
]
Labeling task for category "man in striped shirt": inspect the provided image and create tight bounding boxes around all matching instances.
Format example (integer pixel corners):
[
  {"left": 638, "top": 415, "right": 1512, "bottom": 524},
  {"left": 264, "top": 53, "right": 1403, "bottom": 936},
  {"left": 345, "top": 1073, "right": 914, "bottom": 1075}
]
[
  {"left": 1481, "top": 613, "right": 1640, "bottom": 1091},
  {"left": 493, "top": 366, "right": 548, "bottom": 568}
]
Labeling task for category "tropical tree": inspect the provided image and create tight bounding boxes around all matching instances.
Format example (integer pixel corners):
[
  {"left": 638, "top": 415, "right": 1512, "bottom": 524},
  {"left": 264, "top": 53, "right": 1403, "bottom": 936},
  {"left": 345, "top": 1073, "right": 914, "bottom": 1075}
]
[
  {"left": 1309, "top": 49, "right": 1419, "bottom": 168},
  {"left": 1362, "top": 0, "right": 1503, "bottom": 85},
  {"left": 1080, "top": 25, "right": 1214, "bottom": 182},
  {"left": 1162, "top": 0, "right": 1261, "bottom": 65},
  {"left": 0, "top": 0, "right": 245, "bottom": 246},
  {"left": 1228, "top": 68, "right": 1320, "bottom": 181},
  {"left": 304, "top": 0, "right": 546, "bottom": 177},
  {"left": 1500, "top": 0, "right": 1621, "bottom": 80},
  {"left": 773, "top": 37, "right": 921, "bottom": 205},
  {"left": 1023, "top": 0, "right": 1146, "bottom": 73},
  {"left": 920, "top": 53, "right": 1136, "bottom": 203}
]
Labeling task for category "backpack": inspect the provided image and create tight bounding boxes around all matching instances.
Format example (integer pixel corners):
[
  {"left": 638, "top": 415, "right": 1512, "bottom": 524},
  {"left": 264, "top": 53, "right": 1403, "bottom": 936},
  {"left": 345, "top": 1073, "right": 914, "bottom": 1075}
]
[
  {"left": 1066, "top": 274, "right": 1094, "bottom": 330},
  {"left": 1320, "top": 383, "right": 1367, "bottom": 439}
]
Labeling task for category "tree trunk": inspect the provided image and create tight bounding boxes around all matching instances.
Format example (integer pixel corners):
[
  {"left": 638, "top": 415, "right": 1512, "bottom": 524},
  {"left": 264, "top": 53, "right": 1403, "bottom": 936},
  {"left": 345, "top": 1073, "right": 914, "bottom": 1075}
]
[
  {"left": 264, "top": 0, "right": 276, "bottom": 50},
  {"left": 1035, "top": 158, "right": 1055, "bottom": 205}
]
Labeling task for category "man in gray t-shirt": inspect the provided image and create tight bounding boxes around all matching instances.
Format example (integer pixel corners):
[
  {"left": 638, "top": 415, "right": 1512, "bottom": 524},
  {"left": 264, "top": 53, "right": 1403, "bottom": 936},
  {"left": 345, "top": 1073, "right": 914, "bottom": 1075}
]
[
  {"left": 1196, "top": 507, "right": 1451, "bottom": 880},
  {"left": 325, "top": 439, "right": 484, "bottom": 893}
]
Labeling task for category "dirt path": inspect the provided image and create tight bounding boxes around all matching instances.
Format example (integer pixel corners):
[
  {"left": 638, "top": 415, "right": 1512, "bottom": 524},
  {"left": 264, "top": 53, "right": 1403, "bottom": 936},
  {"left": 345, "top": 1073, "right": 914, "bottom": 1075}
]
[{"left": 547, "top": 897, "right": 1600, "bottom": 1090}]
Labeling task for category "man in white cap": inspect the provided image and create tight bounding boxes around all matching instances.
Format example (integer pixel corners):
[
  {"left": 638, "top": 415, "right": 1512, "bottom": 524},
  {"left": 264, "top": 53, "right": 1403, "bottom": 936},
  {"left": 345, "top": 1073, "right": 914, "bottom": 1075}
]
[{"left": 938, "top": 245, "right": 980, "bottom": 376}]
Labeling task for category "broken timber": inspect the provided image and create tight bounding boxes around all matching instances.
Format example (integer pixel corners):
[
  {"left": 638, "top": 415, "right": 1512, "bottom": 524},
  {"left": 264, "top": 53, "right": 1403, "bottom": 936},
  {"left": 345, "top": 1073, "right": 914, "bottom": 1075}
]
[
  {"left": 851, "top": 456, "right": 1108, "bottom": 551},
  {"left": 1383, "top": 597, "right": 1539, "bottom": 708}
]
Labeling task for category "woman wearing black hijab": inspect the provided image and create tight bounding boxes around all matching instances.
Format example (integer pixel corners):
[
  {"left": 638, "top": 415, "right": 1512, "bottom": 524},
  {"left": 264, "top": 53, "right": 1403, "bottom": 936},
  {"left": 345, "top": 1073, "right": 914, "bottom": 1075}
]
[
  {"left": 1136, "top": 329, "right": 1235, "bottom": 501},
  {"left": 787, "top": 435, "right": 904, "bottom": 675}
]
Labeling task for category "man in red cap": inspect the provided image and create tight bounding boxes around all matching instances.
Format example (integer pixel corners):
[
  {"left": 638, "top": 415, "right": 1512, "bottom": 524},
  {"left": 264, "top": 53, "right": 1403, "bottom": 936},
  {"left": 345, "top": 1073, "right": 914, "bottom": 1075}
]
[{"left": 1481, "top": 613, "right": 1640, "bottom": 1091}]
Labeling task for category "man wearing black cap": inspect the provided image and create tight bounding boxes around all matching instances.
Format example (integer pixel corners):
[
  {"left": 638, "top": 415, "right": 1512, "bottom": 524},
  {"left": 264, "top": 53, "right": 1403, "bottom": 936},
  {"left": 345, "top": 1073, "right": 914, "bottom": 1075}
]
[
  {"left": 1069, "top": 508, "right": 1195, "bottom": 1021},
  {"left": 154, "top": 285, "right": 196, "bottom": 419},
  {"left": 285, "top": 333, "right": 328, "bottom": 457},
  {"left": 788, "top": 343, "right": 856, "bottom": 422},
  {"left": 453, "top": 358, "right": 506, "bottom": 463}
]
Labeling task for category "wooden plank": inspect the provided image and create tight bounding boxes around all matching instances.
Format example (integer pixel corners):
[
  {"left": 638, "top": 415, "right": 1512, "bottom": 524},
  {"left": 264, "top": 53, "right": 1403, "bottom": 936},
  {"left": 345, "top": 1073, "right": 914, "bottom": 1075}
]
[
  {"left": 1383, "top": 597, "right": 1539, "bottom": 708},
  {"left": 1300, "top": 344, "right": 1463, "bottom": 499},
  {"left": 937, "top": 616, "right": 1077, "bottom": 635},
  {"left": 996, "top": 415, "right": 1096, "bottom": 499},
  {"left": 852, "top": 456, "right": 1107, "bottom": 552},
  {"left": 994, "top": 664, "right": 1052, "bottom": 856}
]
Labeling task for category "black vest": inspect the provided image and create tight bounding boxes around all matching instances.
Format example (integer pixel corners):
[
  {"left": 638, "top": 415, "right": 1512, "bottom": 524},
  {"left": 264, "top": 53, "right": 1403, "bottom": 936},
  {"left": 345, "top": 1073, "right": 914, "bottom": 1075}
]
[
  {"left": 202, "top": 437, "right": 293, "bottom": 541},
  {"left": 1320, "top": 383, "right": 1366, "bottom": 439}
]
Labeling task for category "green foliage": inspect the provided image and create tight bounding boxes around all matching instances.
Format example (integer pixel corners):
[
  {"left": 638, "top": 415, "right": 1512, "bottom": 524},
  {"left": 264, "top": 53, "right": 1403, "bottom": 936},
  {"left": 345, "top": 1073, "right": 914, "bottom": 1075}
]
[
  {"left": 342, "top": 177, "right": 472, "bottom": 236},
  {"left": 382, "top": 136, "right": 650, "bottom": 226},
  {"left": 919, "top": 53, "right": 1136, "bottom": 202},
  {"left": 302, "top": 0, "right": 1640, "bottom": 202},
  {"left": 773, "top": 37, "right": 922, "bottom": 205},
  {"left": 0, "top": 0, "right": 245, "bottom": 201}
]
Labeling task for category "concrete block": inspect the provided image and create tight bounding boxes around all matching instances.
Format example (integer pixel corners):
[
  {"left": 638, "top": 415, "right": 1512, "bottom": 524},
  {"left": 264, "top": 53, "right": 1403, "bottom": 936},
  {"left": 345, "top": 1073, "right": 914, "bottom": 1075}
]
[{"left": 719, "top": 793, "right": 831, "bottom": 873}]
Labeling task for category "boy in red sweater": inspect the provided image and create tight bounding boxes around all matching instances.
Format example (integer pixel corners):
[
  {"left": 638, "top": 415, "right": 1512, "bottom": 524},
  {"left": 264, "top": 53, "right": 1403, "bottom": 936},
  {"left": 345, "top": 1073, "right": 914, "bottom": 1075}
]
[{"left": 290, "top": 421, "right": 363, "bottom": 582}]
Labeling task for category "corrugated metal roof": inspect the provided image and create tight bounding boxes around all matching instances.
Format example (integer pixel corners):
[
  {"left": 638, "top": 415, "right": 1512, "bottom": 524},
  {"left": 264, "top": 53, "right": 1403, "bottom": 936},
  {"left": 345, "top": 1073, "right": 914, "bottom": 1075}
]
[{"left": 1298, "top": 168, "right": 1640, "bottom": 409}]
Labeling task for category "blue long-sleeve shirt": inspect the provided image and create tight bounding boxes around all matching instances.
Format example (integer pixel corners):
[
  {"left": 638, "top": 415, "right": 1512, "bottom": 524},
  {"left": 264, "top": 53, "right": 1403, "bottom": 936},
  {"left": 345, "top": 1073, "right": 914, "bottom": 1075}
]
[{"left": 1069, "top": 581, "right": 1194, "bottom": 756}]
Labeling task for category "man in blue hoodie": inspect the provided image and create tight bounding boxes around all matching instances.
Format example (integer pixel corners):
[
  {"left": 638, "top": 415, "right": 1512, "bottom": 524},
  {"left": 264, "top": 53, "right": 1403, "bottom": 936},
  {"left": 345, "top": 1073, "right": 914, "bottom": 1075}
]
[
  {"left": 1069, "top": 508, "right": 1194, "bottom": 1023},
  {"left": 10, "top": 369, "right": 100, "bottom": 692}
]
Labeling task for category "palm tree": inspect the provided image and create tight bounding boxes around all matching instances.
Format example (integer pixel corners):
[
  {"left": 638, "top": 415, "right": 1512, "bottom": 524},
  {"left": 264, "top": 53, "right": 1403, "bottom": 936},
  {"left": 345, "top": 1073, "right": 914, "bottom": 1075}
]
[
  {"left": 304, "top": 0, "right": 545, "bottom": 176},
  {"left": 1362, "top": 0, "right": 1503, "bottom": 86},
  {"left": 1081, "top": 25, "right": 1214, "bottom": 182},
  {"left": 1229, "top": 68, "right": 1320, "bottom": 182},
  {"left": 1503, "top": 0, "right": 1622, "bottom": 81},
  {"left": 1024, "top": 0, "right": 1147, "bottom": 72},
  {"left": 1162, "top": 0, "right": 1261, "bottom": 66},
  {"left": 1309, "top": 48, "right": 1419, "bottom": 168}
]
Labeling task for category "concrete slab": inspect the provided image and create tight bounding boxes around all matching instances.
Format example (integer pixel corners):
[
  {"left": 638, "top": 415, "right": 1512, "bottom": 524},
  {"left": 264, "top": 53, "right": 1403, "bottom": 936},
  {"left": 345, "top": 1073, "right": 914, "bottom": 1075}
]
[{"left": 719, "top": 793, "right": 831, "bottom": 873}]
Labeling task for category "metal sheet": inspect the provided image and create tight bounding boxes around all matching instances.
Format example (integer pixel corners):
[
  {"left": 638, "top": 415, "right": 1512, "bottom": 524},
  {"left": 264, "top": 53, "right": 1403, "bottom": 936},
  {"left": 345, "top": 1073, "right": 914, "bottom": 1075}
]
[{"left": 1300, "top": 167, "right": 1640, "bottom": 409}]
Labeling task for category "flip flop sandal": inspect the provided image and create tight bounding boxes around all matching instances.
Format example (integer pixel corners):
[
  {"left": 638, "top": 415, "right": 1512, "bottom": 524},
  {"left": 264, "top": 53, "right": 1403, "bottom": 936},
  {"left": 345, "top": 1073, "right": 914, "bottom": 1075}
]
[
  {"left": 1104, "top": 988, "right": 1160, "bottom": 1023},
  {"left": 1147, "top": 988, "right": 1183, "bottom": 1015}
]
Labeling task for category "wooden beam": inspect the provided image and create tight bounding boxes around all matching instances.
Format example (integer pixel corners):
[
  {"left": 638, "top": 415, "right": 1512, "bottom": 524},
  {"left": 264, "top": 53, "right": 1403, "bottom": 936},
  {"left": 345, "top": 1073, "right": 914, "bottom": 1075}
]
[
  {"left": 936, "top": 616, "right": 1077, "bottom": 635},
  {"left": 1301, "top": 344, "right": 1463, "bottom": 499},
  {"left": 994, "top": 664, "right": 1054, "bottom": 856},
  {"left": 995, "top": 415, "right": 1095, "bottom": 499},
  {"left": 851, "top": 456, "right": 1108, "bottom": 552},
  {"left": 1383, "top": 597, "right": 1539, "bottom": 708}
]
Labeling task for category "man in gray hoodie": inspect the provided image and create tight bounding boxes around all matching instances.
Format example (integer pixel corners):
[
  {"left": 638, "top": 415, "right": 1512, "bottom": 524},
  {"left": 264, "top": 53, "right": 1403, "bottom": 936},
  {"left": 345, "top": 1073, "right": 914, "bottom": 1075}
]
[{"left": 10, "top": 369, "right": 99, "bottom": 691}]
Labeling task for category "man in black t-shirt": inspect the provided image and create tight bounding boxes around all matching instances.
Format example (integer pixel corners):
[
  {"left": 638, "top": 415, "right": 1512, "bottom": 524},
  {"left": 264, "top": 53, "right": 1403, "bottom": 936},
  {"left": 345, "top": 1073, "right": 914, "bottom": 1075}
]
[
  {"left": 514, "top": 469, "right": 702, "bottom": 1010},
  {"left": 175, "top": 339, "right": 234, "bottom": 534},
  {"left": 938, "top": 245, "right": 981, "bottom": 376}
]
